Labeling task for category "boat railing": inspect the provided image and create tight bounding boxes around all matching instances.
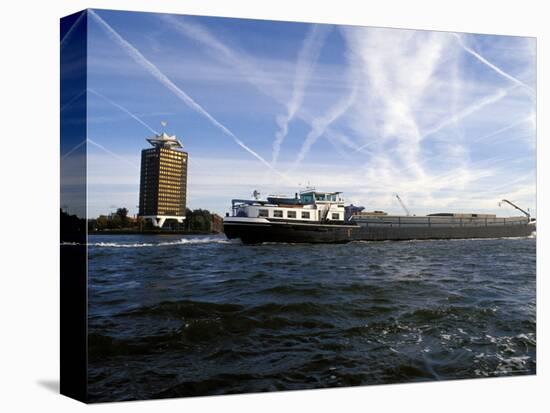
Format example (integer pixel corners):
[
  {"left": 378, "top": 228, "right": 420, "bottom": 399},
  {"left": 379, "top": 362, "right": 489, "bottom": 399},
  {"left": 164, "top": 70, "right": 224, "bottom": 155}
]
[
  {"left": 351, "top": 215, "right": 529, "bottom": 228},
  {"left": 231, "top": 199, "right": 269, "bottom": 207}
]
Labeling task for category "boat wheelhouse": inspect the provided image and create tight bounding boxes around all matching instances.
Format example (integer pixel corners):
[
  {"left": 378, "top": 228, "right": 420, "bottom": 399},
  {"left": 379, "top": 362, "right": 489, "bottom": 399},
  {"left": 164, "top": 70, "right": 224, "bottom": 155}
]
[{"left": 231, "top": 188, "right": 346, "bottom": 223}]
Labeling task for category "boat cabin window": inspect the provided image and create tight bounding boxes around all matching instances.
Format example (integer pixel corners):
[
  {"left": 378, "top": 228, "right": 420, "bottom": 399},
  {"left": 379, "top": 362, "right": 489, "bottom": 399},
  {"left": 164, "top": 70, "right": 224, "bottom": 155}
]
[
  {"left": 258, "top": 209, "right": 269, "bottom": 217},
  {"left": 310, "top": 193, "right": 339, "bottom": 202},
  {"left": 287, "top": 211, "right": 296, "bottom": 218},
  {"left": 273, "top": 210, "right": 283, "bottom": 218},
  {"left": 301, "top": 211, "right": 310, "bottom": 219},
  {"left": 300, "top": 193, "right": 314, "bottom": 204},
  {"left": 331, "top": 213, "right": 340, "bottom": 220}
]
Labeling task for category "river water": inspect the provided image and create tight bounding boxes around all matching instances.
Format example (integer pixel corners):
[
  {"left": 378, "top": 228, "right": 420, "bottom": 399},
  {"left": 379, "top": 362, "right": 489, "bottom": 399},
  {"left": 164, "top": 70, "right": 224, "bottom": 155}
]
[{"left": 87, "top": 234, "right": 536, "bottom": 402}]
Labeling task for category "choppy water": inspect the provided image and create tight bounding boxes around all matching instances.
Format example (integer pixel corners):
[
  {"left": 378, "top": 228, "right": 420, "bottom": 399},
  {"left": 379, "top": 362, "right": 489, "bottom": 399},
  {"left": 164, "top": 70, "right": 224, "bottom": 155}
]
[{"left": 87, "top": 234, "right": 536, "bottom": 402}]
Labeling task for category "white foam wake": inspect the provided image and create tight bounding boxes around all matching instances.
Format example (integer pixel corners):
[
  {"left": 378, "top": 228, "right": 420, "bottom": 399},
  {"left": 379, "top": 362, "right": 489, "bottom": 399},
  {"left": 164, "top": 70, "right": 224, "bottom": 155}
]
[
  {"left": 93, "top": 236, "right": 235, "bottom": 248},
  {"left": 61, "top": 236, "right": 236, "bottom": 248}
]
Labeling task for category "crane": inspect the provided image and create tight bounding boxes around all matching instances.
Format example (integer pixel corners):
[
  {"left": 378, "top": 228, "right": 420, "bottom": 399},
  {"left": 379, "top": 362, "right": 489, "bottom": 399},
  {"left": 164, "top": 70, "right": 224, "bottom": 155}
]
[
  {"left": 499, "top": 199, "right": 530, "bottom": 219},
  {"left": 394, "top": 193, "right": 410, "bottom": 216}
]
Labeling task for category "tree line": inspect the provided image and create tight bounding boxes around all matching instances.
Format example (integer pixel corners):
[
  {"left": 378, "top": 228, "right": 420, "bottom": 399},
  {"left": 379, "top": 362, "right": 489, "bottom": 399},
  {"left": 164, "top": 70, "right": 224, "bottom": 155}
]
[{"left": 87, "top": 207, "right": 221, "bottom": 233}]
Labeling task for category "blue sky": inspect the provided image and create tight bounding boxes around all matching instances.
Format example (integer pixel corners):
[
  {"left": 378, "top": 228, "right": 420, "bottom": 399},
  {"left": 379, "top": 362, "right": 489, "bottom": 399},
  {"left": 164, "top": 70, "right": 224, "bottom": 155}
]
[{"left": 68, "top": 9, "right": 536, "bottom": 217}]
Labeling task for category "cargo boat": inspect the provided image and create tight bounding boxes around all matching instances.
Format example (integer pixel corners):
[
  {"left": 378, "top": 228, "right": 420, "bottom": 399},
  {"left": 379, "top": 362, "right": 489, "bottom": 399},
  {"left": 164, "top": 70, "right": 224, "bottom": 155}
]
[{"left": 223, "top": 188, "right": 535, "bottom": 244}]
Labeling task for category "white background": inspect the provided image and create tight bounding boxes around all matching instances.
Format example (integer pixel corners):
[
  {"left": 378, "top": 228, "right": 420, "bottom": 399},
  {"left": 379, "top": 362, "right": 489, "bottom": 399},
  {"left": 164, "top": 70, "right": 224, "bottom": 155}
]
[{"left": 0, "top": 0, "right": 547, "bottom": 411}]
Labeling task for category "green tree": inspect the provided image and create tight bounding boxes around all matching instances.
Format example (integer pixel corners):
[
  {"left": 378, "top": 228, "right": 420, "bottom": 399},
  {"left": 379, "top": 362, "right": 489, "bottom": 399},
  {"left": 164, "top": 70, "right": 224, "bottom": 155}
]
[
  {"left": 96, "top": 215, "right": 109, "bottom": 230},
  {"left": 191, "top": 214, "right": 205, "bottom": 231},
  {"left": 183, "top": 208, "right": 213, "bottom": 232},
  {"left": 115, "top": 208, "right": 129, "bottom": 227}
]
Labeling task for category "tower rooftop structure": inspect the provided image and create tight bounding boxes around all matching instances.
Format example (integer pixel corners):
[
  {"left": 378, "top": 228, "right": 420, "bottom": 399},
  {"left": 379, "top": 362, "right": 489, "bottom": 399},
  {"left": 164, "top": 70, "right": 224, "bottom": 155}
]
[{"left": 146, "top": 132, "right": 183, "bottom": 149}]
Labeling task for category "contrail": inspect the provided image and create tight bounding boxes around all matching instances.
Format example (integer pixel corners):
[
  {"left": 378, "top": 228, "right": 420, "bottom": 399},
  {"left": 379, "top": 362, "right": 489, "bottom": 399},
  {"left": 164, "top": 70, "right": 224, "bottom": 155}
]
[
  {"left": 87, "top": 139, "right": 140, "bottom": 168},
  {"left": 272, "top": 25, "right": 331, "bottom": 165},
  {"left": 160, "top": 14, "right": 278, "bottom": 91},
  {"left": 471, "top": 116, "right": 531, "bottom": 144},
  {"left": 292, "top": 78, "right": 358, "bottom": 169},
  {"left": 61, "top": 138, "right": 140, "bottom": 169},
  {"left": 89, "top": 9, "right": 292, "bottom": 183},
  {"left": 422, "top": 87, "right": 513, "bottom": 139},
  {"left": 60, "top": 11, "right": 85, "bottom": 50},
  {"left": 61, "top": 139, "right": 86, "bottom": 160},
  {"left": 162, "top": 16, "right": 365, "bottom": 158},
  {"left": 163, "top": 15, "right": 335, "bottom": 163},
  {"left": 88, "top": 88, "right": 158, "bottom": 134},
  {"left": 353, "top": 139, "right": 377, "bottom": 154},
  {"left": 60, "top": 89, "right": 86, "bottom": 112},
  {"left": 452, "top": 33, "right": 535, "bottom": 94}
]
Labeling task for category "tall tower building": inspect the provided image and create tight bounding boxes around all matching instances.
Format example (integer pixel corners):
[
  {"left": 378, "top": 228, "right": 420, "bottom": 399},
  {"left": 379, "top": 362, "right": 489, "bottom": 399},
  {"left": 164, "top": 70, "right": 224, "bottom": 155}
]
[{"left": 138, "top": 132, "right": 188, "bottom": 228}]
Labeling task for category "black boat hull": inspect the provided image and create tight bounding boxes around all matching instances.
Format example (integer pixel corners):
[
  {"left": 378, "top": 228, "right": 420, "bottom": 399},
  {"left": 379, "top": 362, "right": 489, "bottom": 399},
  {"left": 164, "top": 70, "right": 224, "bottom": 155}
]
[{"left": 223, "top": 220, "right": 535, "bottom": 244}]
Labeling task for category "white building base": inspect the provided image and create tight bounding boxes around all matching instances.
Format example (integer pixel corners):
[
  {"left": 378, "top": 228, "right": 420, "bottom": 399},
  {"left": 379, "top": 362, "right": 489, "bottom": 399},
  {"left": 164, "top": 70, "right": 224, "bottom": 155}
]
[{"left": 141, "top": 215, "right": 185, "bottom": 228}]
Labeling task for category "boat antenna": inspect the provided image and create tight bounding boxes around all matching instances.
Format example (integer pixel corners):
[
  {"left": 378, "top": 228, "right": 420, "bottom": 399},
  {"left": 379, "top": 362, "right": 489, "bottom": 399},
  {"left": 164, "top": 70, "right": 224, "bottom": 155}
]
[
  {"left": 394, "top": 193, "right": 411, "bottom": 216},
  {"left": 499, "top": 199, "right": 530, "bottom": 219}
]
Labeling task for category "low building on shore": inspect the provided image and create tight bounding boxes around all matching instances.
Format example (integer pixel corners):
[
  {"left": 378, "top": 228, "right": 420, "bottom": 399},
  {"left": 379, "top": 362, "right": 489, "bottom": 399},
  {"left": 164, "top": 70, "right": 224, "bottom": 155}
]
[{"left": 210, "top": 213, "right": 224, "bottom": 233}]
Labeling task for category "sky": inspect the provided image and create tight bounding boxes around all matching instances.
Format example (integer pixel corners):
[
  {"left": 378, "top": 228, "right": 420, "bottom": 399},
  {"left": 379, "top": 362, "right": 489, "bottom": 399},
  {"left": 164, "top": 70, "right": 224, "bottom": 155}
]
[{"left": 64, "top": 9, "right": 536, "bottom": 218}]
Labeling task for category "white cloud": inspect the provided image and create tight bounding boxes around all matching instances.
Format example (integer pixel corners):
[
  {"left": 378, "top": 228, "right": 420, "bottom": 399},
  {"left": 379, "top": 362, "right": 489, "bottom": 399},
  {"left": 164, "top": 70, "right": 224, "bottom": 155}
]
[
  {"left": 342, "top": 26, "right": 453, "bottom": 180},
  {"left": 291, "top": 71, "right": 358, "bottom": 169},
  {"left": 86, "top": 150, "right": 535, "bottom": 218},
  {"left": 86, "top": 15, "right": 536, "bottom": 217},
  {"left": 338, "top": 26, "right": 535, "bottom": 214},
  {"left": 421, "top": 86, "right": 512, "bottom": 139},
  {"left": 272, "top": 24, "right": 331, "bottom": 165},
  {"left": 60, "top": 11, "right": 85, "bottom": 50},
  {"left": 452, "top": 33, "right": 535, "bottom": 94},
  {"left": 89, "top": 10, "right": 292, "bottom": 184},
  {"left": 88, "top": 88, "right": 159, "bottom": 134},
  {"left": 160, "top": 15, "right": 364, "bottom": 159}
]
